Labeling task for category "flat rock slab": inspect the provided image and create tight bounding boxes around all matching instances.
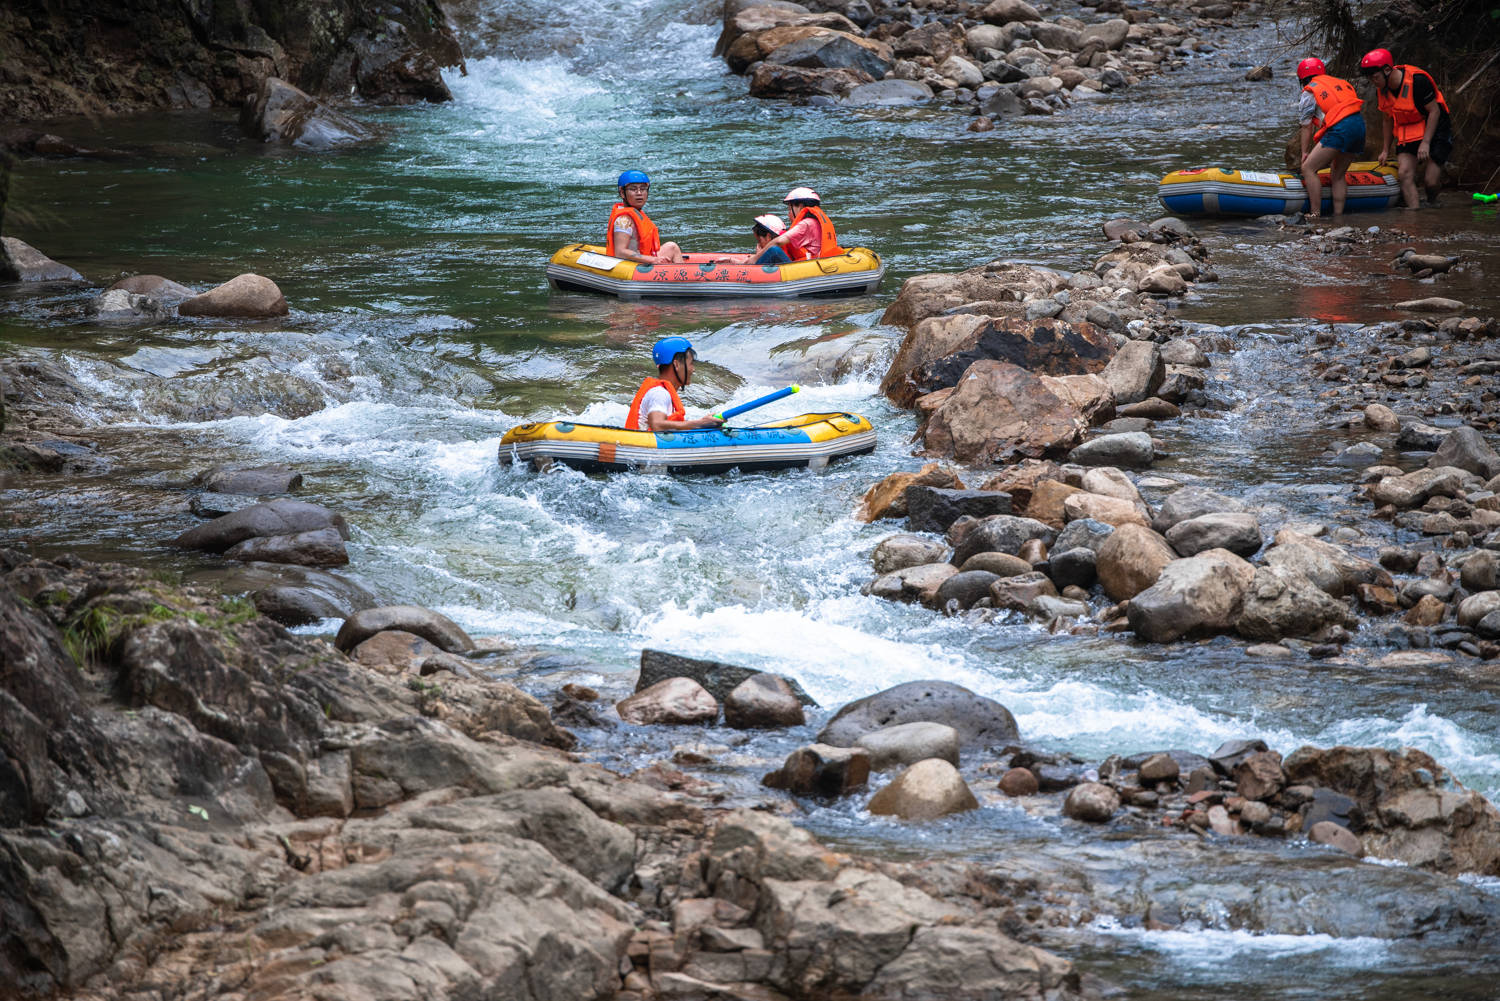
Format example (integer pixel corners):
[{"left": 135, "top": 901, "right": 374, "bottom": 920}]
[
  {"left": 818, "top": 679, "right": 1019, "bottom": 749},
  {"left": 1394, "top": 297, "right": 1464, "bottom": 312},
  {"left": 638, "top": 648, "right": 818, "bottom": 706},
  {"left": 173, "top": 499, "right": 348, "bottom": 553},
  {"left": 224, "top": 527, "right": 348, "bottom": 567},
  {"left": 197, "top": 465, "right": 303, "bottom": 495},
  {"left": 336, "top": 604, "right": 475, "bottom": 653},
  {"left": 1, "top": 236, "right": 84, "bottom": 282}
]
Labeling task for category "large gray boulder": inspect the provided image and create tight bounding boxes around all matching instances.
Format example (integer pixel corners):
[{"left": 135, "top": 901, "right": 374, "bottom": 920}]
[
  {"left": 173, "top": 499, "right": 348, "bottom": 553},
  {"left": 335, "top": 604, "right": 475, "bottom": 653},
  {"left": 1100, "top": 341, "right": 1164, "bottom": 405},
  {"left": 951, "top": 514, "right": 1055, "bottom": 566},
  {"left": 240, "top": 76, "right": 374, "bottom": 148},
  {"left": 1151, "top": 486, "right": 1245, "bottom": 534},
  {"left": 0, "top": 237, "right": 83, "bottom": 282},
  {"left": 818, "top": 680, "right": 1019, "bottom": 749},
  {"left": 1426, "top": 427, "right": 1500, "bottom": 479},
  {"left": 1236, "top": 566, "right": 1354, "bottom": 640},
  {"left": 844, "top": 79, "right": 934, "bottom": 106},
  {"left": 638, "top": 649, "right": 818, "bottom": 706},
  {"left": 855, "top": 722, "right": 961, "bottom": 771},
  {"left": 867, "top": 759, "right": 979, "bottom": 820},
  {"left": 1127, "top": 550, "right": 1256, "bottom": 643},
  {"left": 1165, "top": 512, "right": 1263, "bottom": 558}
]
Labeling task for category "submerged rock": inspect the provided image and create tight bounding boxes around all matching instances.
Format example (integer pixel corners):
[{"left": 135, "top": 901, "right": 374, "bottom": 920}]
[
  {"left": 178, "top": 273, "right": 290, "bottom": 318},
  {"left": 0, "top": 237, "right": 84, "bottom": 282}
]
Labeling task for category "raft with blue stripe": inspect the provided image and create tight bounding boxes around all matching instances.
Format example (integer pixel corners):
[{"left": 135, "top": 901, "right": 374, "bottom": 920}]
[
  {"left": 1158, "top": 161, "right": 1401, "bottom": 217},
  {"left": 499, "top": 412, "right": 876, "bottom": 473}
]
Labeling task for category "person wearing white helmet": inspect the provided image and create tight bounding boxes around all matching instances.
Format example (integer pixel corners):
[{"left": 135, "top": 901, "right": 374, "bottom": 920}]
[
  {"left": 712, "top": 214, "right": 794, "bottom": 265},
  {"left": 761, "top": 187, "right": 846, "bottom": 261}
]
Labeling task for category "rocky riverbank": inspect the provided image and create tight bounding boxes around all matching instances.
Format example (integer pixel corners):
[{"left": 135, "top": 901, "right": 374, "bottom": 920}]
[{"left": 717, "top": 0, "right": 1260, "bottom": 118}]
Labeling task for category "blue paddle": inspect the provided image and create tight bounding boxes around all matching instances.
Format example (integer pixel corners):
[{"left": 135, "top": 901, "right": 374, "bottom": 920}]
[{"left": 712, "top": 385, "right": 800, "bottom": 422}]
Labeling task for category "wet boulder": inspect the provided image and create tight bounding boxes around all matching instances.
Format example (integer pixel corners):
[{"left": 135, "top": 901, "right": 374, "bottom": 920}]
[
  {"left": 195, "top": 464, "right": 303, "bottom": 495},
  {"left": 854, "top": 722, "right": 961, "bottom": 771},
  {"left": 86, "top": 289, "right": 169, "bottom": 323},
  {"left": 868, "top": 562, "right": 958, "bottom": 605},
  {"left": 1063, "top": 782, "right": 1120, "bottom": 823},
  {"left": 108, "top": 274, "right": 196, "bottom": 301},
  {"left": 1235, "top": 566, "right": 1354, "bottom": 641},
  {"left": 173, "top": 499, "right": 348, "bottom": 553},
  {"left": 919, "top": 361, "right": 1087, "bottom": 465},
  {"left": 1080, "top": 18, "right": 1129, "bottom": 50},
  {"left": 856, "top": 463, "right": 964, "bottom": 521},
  {"left": 881, "top": 314, "right": 1114, "bottom": 409},
  {"left": 1427, "top": 428, "right": 1500, "bottom": 479},
  {"left": 844, "top": 79, "right": 934, "bottom": 106},
  {"left": 240, "top": 77, "right": 374, "bottom": 148},
  {"left": 1127, "top": 549, "right": 1256, "bottom": 643},
  {"left": 950, "top": 514, "right": 1055, "bottom": 566},
  {"left": 879, "top": 263, "right": 1068, "bottom": 330},
  {"left": 1264, "top": 530, "right": 1392, "bottom": 598},
  {"left": 766, "top": 31, "right": 894, "bottom": 79},
  {"left": 867, "top": 758, "right": 978, "bottom": 820},
  {"left": 224, "top": 526, "right": 348, "bottom": 567},
  {"left": 1062, "top": 491, "right": 1147, "bottom": 528},
  {"left": 1096, "top": 523, "right": 1177, "bottom": 601},
  {"left": 637, "top": 649, "right": 817, "bottom": 706},
  {"left": 351, "top": 629, "right": 441, "bottom": 674},
  {"left": 1056, "top": 518, "right": 1115, "bottom": 553},
  {"left": 935, "top": 570, "right": 1002, "bottom": 610},
  {"left": 1284, "top": 745, "right": 1500, "bottom": 875},
  {"left": 1165, "top": 512, "right": 1263, "bottom": 558},
  {"left": 1066, "top": 431, "right": 1154, "bottom": 469},
  {"left": 347, "top": 20, "right": 455, "bottom": 105},
  {"left": 819, "top": 680, "right": 1019, "bottom": 749},
  {"left": 762, "top": 743, "right": 870, "bottom": 797},
  {"left": 724, "top": 673, "right": 805, "bottom": 729},
  {"left": 980, "top": 0, "right": 1041, "bottom": 23},
  {"left": 1233, "top": 750, "right": 1285, "bottom": 801},
  {"left": 1367, "top": 466, "right": 1472, "bottom": 509},
  {"left": 617, "top": 677, "right": 719, "bottom": 726},
  {"left": 1042, "top": 373, "right": 1116, "bottom": 427},
  {"left": 1099, "top": 341, "right": 1165, "bottom": 405},
  {"left": 1028, "top": 479, "right": 1087, "bottom": 527},
  {"left": 749, "top": 62, "right": 871, "bottom": 99},
  {"left": 872, "top": 534, "right": 950, "bottom": 574},
  {"left": 1151, "top": 486, "right": 1246, "bottom": 535},
  {"left": 906, "top": 485, "right": 1011, "bottom": 534},
  {"left": 1457, "top": 591, "right": 1500, "bottom": 629},
  {"left": 178, "top": 274, "right": 290, "bottom": 318},
  {"left": 0, "top": 237, "right": 83, "bottom": 282},
  {"left": 892, "top": 21, "right": 958, "bottom": 62},
  {"left": 335, "top": 605, "right": 475, "bottom": 653}
]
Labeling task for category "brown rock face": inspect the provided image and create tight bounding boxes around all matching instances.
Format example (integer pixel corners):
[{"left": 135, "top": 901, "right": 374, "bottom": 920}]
[
  {"left": 882, "top": 315, "right": 1115, "bottom": 409},
  {"left": 748, "top": 62, "right": 871, "bottom": 98},
  {"left": 919, "top": 361, "right": 1086, "bottom": 465},
  {"left": 856, "top": 463, "right": 964, "bottom": 521},
  {"left": 1095, "top": 523, "right": 1176, "bottom": 601},
  {"left": 178, "top": 274, "right": 290, "bottom": 318}
]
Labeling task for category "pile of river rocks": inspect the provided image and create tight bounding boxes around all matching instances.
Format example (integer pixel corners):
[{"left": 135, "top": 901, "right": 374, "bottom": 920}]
[
  {"left": 717, "top": 0, "right": 1252, "bottom": 116},
  {"left": 600, "top": 649, "right": 1500, "bottom": 879},
  {"left": 0, "top": 552, "right": 1101, "bottom": 1001},
  {"left": 1, "top": 237, "right": 290, "bottom": 320}
]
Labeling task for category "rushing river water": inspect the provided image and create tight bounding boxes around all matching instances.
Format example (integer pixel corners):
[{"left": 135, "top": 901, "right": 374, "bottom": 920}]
[{"left": 5, "top": 0, "right": 1500, "bottom": 996}]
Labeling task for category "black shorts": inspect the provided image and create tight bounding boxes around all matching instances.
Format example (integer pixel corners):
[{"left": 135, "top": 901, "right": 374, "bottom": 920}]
[{"left": 1397, "top": 125, "right": 1453, "bottom": 165}]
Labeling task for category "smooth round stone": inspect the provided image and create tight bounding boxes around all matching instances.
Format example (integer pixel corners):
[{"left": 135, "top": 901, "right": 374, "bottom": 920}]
[
  {"left": 998, "top": 767, "right": 1039, "bottom": 796},
  {"left": 724, "top": 673, "right": 805, "bottom": 729},
  {"left": 616, "top": 677, "right": 718, "bottom": 726},
  {"left": 1063, "top": 781, "right": 1120, "bottom": 823},
  {"left": 867, "top": 758, "right": 979, "bottom": 820},
  {"left": 855, "top": 722, "right": 961, "bottom": 771}
]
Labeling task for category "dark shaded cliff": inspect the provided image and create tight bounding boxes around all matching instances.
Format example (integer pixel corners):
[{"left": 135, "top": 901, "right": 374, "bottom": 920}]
[{"left": 0, "top": 0, "right": 464, "bottom": 122}]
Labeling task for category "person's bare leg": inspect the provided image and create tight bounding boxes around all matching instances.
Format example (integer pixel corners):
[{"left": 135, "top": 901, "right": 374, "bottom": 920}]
[
  {"left": 657, "top": 241, "right": 684, "bottom": 264},
  {"left": 1329, "top": 151, "right": 1356, "bottom": 216},
  {"left": 1396, "top": 151, "right": 1419, "bottom": 208},
  {"left": 1301, "top": 144, "right": 1337, "bottom": 218},
  {"left": 1422, "top": 157, "right": 1443, "bottom": 205}
]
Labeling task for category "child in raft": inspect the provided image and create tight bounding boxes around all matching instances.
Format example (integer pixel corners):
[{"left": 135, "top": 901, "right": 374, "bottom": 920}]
[{"left": 713, "top": 215, "right": 794, "bottom": 266}]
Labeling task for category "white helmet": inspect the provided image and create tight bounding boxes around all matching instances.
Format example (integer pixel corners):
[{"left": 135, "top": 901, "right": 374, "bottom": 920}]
[
  {"left": 753, "top": 213, "right": 786, "bottom": 234},
  {"left": 783, "top": 186, "right": 821, "bottom": 205}
]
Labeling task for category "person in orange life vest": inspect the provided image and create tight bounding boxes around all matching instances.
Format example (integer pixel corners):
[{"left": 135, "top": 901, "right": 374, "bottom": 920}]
[
  {"left": 1361, "top": 48, "right": 1453, "bottom": 208},
  {"left": 626, "top": 337, "right": 725, "bottom": 433},
  {"left": 606, "top": 170, "right": 685, "bottom": 265},
  {"left": 1294, "top": 58, "right": 1366, "bottom": 219},
  {"left": 711, "top": 215, "right": 794, "bottom": 265},
  {"left": 761, "top": 187, "right": 846, "bottom": 261}
]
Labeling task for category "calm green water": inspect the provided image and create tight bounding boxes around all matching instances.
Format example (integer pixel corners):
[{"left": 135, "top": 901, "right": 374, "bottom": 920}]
[{"left": 5, "top": 1, "right": 1500, "bottom": 996}]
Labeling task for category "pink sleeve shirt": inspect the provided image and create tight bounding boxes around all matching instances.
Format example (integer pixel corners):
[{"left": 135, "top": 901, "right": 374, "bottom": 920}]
[{"left": 784, "top": 216, "right": 821, "bottom": 258}]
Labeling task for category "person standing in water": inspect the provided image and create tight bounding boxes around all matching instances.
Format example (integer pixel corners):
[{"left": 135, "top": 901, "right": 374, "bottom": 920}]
[
  {"left": 1361, "top": 48, "right": 1453, "bottom": 208},
  {"left": 1295, "top": 57, "right": 1366, "bottom": 219},
  {"left": 606, "top": 170, "right": 685, "bottom": 264},
  {"left": 626, "top": 337, "right": 725, "bottom": 433}
]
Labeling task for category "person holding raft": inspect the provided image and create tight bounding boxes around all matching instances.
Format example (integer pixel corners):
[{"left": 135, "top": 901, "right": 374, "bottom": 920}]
[
  {"left": 1295, "top": 57, "right": 1366, "bottom": 218},
  {"left": 627, "top": 337, "right": 725, "bottom": 433},
  {"left": 606, "top": 170, "right": 685, "bottom": 265},
  {"left": 760, "top": 187, "right": 846, "bottom": 260},
  {"left": 1361, "top": 48, "right": 1453, "bottom": 208}
]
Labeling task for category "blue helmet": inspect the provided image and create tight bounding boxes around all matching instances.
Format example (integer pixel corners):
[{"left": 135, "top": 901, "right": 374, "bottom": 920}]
[
  {"left": 618, "top": 170, "right": 650, "bottom": 188},
  {"left": 652, "top": 336, "right": 696, "bottom": 366}
]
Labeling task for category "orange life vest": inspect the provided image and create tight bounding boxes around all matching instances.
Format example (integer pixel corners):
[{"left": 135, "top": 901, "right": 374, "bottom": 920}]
[
  {"left": 1303, "top": 74, "right": 1363, "bottom": 142},
  {"left": 784, "top": 206, "right": 845, "bottom": 262},
  {"left": 1376, "top": 65, "right": 1448, "bottom": 145},
  {"left": 606, "top": 204, "right": 660, "bottom": 258},
  {"left": 626, "top": 377, "right": 684, "bottom": 432}
]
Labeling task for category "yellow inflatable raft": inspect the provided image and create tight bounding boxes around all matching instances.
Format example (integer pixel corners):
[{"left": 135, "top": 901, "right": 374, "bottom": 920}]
[
  {"left": 546, "top": 245, "right": 884, "bottom": 299},
  {"left": 1159, "top": 161, "right": 1401, "bottom": 217},
  {"left": 500, "top": 412, "right": 877, "bottom": 473}
]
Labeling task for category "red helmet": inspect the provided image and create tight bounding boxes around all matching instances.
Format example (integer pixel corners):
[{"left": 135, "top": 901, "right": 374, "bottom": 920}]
[
  {"left": 1360, "top": 48, "right": 1394, "bottom": 71},
  {"left": 1296, "top": 57, "right": 1326, "bottom": 80}
]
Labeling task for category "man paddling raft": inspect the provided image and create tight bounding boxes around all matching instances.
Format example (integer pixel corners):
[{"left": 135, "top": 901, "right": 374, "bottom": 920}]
[{"left": 626, "top": 337, "right": 725, "bottom": 433}]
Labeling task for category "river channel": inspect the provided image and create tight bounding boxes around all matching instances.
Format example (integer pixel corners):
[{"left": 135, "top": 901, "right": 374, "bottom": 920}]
[{"left": 4, "top": 0, "right": 1500, "bottom": 996}]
